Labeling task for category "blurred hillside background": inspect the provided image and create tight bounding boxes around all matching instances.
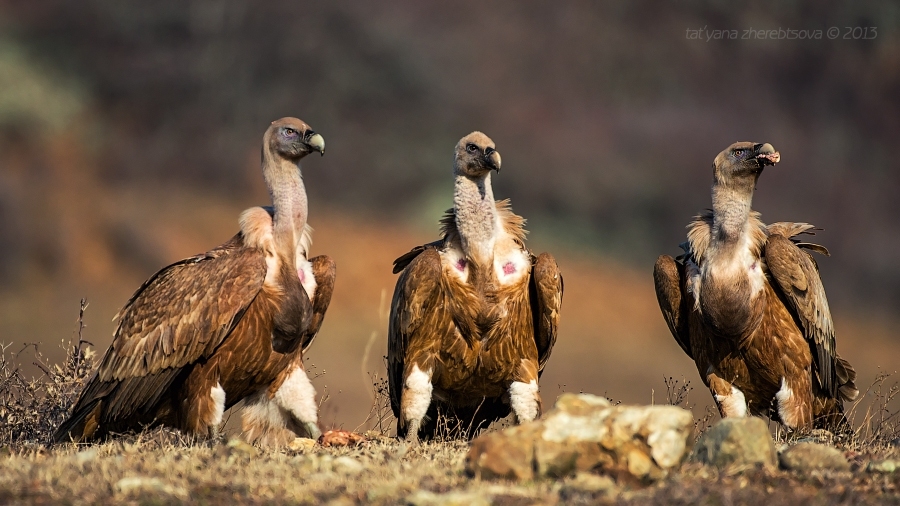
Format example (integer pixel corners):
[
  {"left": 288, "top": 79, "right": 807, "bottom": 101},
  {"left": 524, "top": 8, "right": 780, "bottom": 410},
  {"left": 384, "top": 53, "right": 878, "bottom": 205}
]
[{"left": 0, "top": 0, "right": 898, "bottom": 429}]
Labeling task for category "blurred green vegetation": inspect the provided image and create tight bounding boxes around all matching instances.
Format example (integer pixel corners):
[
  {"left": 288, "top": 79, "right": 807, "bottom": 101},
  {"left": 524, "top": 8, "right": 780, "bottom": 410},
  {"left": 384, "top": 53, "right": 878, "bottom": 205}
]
[{"left": 0, "top": 0, "right": 898, "bottom": 312}]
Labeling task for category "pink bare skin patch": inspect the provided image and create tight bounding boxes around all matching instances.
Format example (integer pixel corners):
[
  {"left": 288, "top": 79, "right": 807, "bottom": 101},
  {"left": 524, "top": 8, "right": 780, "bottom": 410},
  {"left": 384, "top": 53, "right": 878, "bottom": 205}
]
[
  {"left": 298, "top": 268, "right": 306, "bottom": 283},
  {"left": 455, "top": 259, "right": 467, "bottom": 272},
  {"left": 503, "top": 262, "right": 516, "bottom": 275}
]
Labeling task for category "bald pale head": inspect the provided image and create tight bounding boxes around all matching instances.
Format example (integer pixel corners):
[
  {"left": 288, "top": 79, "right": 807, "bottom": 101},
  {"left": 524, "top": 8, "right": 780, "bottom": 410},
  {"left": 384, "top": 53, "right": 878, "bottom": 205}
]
[
  {"left": 264, "top": 117, "right": 325, "bottom": 161},
  {"left": 713, "top": 141, "right": 779, "bottom": 188},
  {"left": 454, "top": 132, "right": 502, "bottom": 177}
]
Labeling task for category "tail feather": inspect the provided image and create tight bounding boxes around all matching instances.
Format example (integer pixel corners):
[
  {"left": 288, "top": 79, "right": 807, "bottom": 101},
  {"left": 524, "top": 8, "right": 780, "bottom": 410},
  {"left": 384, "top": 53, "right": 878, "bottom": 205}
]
[
  {"left": 835, "top": 354, "right": 858, "bottom": 402},
  {"left": 52, "top": 399, "right": 103, "bottom": 443},
  {"left": 811, "top": 354, "right": 858, "bottom": 433}
]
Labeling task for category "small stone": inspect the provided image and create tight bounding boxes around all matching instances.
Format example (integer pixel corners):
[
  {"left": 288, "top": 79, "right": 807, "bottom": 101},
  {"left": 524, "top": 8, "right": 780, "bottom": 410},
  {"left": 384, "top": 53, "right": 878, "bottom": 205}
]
[
  {"left": 315, "top": 454, "right": 335, "bottom": 472},
  {"left": 226, "top": 438, "right": 259, "bottom": 458},
  {"left": 115, "top": 476, "right": 186, "bottom": 498},
  {"left": 691, "top": 417, "right": 776, "bottom": 469},
  {"left": 332, "top": 456, "right": 364, "bottom": 476},
  {"left": 779, "top": 442, "right": 850, "bottom": 472},
  {"left": 794, "top": 429, "right": 835, "bottom": 446},
  {"left": 325, "top": 496, "right": 356, "bottom": 506},
  {"left": 406, "top": 490, "right": 492, "bottom": 506},
  {"left": 867, "top": 459, "right": 898, "bottom": 473},
  {"left": 562, "top": 472, "right": 617, "bottom": 494},
  {"left": 364, "top": 430, "right": 394, "bottom": 442},
  {"left": 75, "top": 448, "right": 98, "bottom": 466},
  {"left": 288, "top": 437, "right": 318, "bottom": 452},
  {"left": 553, "top": 392, "right": 612, "bottom": 414},
  {"left": 367, "top": 483, "right": 410, "bottom": 502}
]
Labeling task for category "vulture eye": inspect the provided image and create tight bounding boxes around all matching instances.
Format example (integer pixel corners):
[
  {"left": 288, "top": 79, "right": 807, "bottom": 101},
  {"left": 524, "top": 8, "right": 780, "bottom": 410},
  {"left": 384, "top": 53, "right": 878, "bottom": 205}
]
[
  {"left": 733, "top": 148, "right": 744, "bottom": 157},
  {"left": 466, "top": 143, "right": 478, "bottom": 153},
  {"left": 283, "top": 128, "right": 297, "bottom": 137}
]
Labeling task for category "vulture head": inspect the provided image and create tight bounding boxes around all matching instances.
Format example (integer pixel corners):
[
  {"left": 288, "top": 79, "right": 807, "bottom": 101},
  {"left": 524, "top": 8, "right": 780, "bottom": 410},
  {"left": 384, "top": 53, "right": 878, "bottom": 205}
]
[
  {"left": 454, "top": 132, "right": 502, "bottom": 177},
  {"left": 266, "top": 117, "right": 325, "bottom": 160},
  {"left": 713, "top": 141, "right": 780, "bottom": 188}
]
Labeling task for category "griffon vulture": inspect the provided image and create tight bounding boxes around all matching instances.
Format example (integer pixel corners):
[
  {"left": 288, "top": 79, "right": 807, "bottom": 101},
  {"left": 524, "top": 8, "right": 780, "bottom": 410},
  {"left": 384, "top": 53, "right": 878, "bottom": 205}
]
[
  {"left": 654, "top": 142, "right": 857, "bottom": 430},
  {"left": 53, "top": 118, "right": 334, "bottom": 444},
  {"left": 388, "top": 132, "right": 563, "bottom": 442}
]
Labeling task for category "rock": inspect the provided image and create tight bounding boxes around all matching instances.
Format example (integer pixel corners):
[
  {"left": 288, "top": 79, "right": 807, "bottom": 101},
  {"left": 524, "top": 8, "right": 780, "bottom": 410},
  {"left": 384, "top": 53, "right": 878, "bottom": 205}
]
[
  {"left": 559, "top": 472, "right": 617, "bottom": 498},
  {"left": 466, "top": 423, "right": 538, "bottom": 480},
  {"left": 332, "top": 456, "right": 365, "bottom": 476},
  {"left": 691, "top": 418, "right": 776, "bottom": 469},
  {"left": 115, "top": 476, "right": 186, "bottom": 498},
  {"left": 75, "top": 448, "right": 98, "bottom": 466},
  {"left": 794, "top": 429, "right": 835, "bottom": 446},
  {"left": 325, "top": 496, "right": 356, "bottom": 506},
  {"left": 225, "top": 438, "right": 259, "bottom": 458},
  {"left": 466, "top": 393, "right": 693, "bottom": 481},
  {"left": 288, "top": 437, "right": 318, "bottom": 452},
  {"left": 364, "top": 430, "right": 394, "bottom": 443},
  {"left": 779, "top": 442, "right": 850, "bottom": 471},
  {"left": 367, "top": 483, "right": 412, "bottom": 502},
  {"left": 406, "top": 490, "right": 492, "bottom": 506},
  {"left": 867, "top": 459, "right": 899, "bottom": 473}
]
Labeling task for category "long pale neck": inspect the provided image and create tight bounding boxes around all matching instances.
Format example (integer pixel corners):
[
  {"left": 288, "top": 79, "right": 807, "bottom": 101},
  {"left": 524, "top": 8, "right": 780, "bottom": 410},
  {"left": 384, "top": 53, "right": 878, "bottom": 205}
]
[
  {"left": 263, "top": 152, "right": 308, "bottom": 266},
  {"left": 710, "top": 183, "right": 754, "bottom": 250},
  {"left": 453, "top": 172, "right": 498, "bottom": 266}
]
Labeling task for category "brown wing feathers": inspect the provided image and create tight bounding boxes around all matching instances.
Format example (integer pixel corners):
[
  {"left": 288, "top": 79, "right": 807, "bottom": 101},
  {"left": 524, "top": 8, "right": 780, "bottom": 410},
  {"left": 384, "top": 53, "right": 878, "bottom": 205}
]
[
  {"left": 765, "top": 232, "right": 838, "bottom": 397},
  {"left": 300, "top": 256, "right": 337, "bottom": 353},
  {"left": 53, "top": 237, "right": 267, "bottom": 442},
  {"left": 388, "top": 248, "right": 443, "bottom": 417},
  {"left": 653, "top": 254, "right": 692, "bottom": 358},
  {"left": 530, "top": 252, "right": 562, "bottom": 371},
  {"left": 100, "top": 238, "right": 266, "bottom": 381}
]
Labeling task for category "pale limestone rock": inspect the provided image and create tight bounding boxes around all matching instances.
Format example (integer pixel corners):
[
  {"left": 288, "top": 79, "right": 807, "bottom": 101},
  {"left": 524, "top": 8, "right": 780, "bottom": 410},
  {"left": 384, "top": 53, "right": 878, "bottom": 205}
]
[
  {"left": 466, "top": 393, "right": 693, "bottom": 481},
  {"left": 778, "top": 442, "right": 850, "bottom": 471},
  {"left": 691, "top": 417, "right": 776, "bottom": 469},
  {"left": 288, "top": 437, "right": 317, "bottom": 452},
  {"left": 332, "top": 456, "right": 365, "bottom": 476},
  {"left": 406, "top": 490, "right": 492, "bottom": 506}
]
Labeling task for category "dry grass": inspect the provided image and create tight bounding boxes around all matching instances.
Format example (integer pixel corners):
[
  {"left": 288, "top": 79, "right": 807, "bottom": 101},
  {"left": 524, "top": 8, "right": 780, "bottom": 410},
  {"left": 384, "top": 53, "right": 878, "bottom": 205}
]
[
  {"left": 0, "top": 299, "right": 96, "bottom": 446},
  {"left": 2, "top": 306, "right": 900, "bottom": 504}
]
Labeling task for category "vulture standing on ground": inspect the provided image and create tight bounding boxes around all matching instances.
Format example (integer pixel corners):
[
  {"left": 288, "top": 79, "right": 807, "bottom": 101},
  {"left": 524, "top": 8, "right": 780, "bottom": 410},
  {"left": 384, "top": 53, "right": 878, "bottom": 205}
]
[
  {"left": 388, "top": 132, "right": 563, "bottom": 442},
  {"left": 54, "top": 117, "right": 334, "bottom": 445},
  {"left": 654, "top": 142, "right": 858, "bottom": 430}
]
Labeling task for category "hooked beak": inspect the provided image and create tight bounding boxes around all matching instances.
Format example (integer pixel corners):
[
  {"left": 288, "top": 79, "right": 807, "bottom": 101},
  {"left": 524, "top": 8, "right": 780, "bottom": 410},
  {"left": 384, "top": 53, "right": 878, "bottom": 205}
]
[
  {"left": 486, "top": 150, "right": 501, "bottom": 172},
  {"left": 306, "top": 132, "right": 325, "bottom": 156},
  {"left": 755, "top": 143, "right": 779, "bottom": 166}
]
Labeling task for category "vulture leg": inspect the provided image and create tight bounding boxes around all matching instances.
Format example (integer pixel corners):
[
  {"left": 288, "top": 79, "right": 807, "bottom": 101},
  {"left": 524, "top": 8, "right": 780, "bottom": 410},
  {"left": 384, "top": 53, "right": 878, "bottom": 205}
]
[
  {"left": 241, "top": 361, "right": 320, "bottom": 445},
  {"left": 400, "top": 363, "right": 434, "bottom": 444},
  {"left": 176, "top": 363, "right": 227, "bottom": 438},
  {"left": 508, "top": 359, "right": 541, "bottom": 422},
  {"left": 774, "top": 372, "right": 814, "bottom": 430},
  {"left": 707, "top": 373, "right": 748, "bottom": 419},
  {"left": 273, "top": 364, "right": 321, "bottom": 440}
]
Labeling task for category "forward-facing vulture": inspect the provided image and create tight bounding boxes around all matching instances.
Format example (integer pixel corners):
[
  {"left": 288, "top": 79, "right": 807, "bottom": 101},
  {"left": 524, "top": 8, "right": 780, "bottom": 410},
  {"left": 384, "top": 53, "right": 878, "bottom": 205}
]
[
  {"left": 654, "top": 142, "right": 858, "bottom": 430},
  {"left": 54, "top": 118, "right": 334, "bottom": 445},
  {"left": 388, "top": 132, "right": 563, "bottom": 442}
]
